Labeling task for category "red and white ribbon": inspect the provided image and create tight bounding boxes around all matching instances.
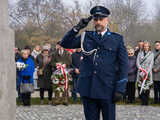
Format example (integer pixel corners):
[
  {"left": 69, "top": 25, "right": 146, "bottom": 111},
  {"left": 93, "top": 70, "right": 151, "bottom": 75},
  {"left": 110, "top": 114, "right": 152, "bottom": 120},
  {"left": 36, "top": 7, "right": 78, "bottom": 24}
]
[
  {"left": 139, "top": 67, "right": 148, "bottom": 94},
  {"left": 56, "top": 63, "right": 68, "bottom": 90}
]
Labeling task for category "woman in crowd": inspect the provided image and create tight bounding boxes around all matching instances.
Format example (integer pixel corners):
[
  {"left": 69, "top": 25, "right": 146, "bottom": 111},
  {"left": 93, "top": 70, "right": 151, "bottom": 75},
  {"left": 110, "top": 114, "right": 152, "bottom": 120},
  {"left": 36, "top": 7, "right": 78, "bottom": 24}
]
[
  {"left": 36, "top": 46, "right": 53, "bottom": 105},
  {"left": 17, "top": 49, "right": 35, "bottom": 106},
  {"left": 126, "top": 48, "right": 137, "bottom": 103},
  {"left": 31, "top": 45, "right": 41, "bottom": 59},
  {"left": 136, "top": 42, "right": 154, "bottom": 105}
]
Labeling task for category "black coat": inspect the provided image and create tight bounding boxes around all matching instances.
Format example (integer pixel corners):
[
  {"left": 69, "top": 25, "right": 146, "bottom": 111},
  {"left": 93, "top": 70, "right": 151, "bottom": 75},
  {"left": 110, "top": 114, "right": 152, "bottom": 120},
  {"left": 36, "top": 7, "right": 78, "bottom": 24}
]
[
  {"left": 71, "top": 51, "right": 83, "bottom": 78},
  {"left": 128, "top": 56, "right": 137, "bottom": 82},
  {"left": 36, "top": 54, "right": 52, "bottom": 89}
]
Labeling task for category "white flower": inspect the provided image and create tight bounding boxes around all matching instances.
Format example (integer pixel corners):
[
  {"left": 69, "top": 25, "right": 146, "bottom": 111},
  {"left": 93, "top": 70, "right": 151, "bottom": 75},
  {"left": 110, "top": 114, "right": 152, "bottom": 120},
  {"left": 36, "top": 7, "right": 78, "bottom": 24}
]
[
  {"left": 16, "top": 62, "right": 28, "bottom": 70},
  {"left": 53, "top": 79, "right": 59, "bottom": 84},
  {"left": 56, "top": 88, "right": 61, "bottom": 91}
]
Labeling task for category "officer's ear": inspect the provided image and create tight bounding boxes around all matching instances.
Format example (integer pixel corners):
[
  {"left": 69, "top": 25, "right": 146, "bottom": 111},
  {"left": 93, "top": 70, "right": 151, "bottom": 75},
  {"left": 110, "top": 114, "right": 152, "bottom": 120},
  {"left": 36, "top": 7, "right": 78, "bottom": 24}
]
[{"left": 105, "top": 17, "right": 109, "bottom": 24}]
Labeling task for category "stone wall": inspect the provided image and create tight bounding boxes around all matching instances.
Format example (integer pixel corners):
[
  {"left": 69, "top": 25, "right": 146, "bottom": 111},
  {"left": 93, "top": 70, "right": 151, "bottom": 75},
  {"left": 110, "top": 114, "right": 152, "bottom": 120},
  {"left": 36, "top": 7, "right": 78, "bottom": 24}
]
[{"left": 0, "top": 0, "right": 16, "bottom": 120}]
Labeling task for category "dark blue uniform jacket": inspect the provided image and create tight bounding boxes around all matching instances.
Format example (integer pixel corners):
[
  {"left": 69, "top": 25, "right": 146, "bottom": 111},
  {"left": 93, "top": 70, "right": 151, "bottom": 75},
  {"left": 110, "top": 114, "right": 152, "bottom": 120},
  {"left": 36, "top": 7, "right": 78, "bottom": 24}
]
[{"left": 61, "top": 29, "right": 129, "bottom": 102}]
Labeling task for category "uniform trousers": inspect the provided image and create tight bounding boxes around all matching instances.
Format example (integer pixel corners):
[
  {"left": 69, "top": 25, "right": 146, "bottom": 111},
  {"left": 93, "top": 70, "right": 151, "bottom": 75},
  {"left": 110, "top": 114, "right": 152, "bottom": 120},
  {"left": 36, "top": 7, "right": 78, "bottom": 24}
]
[{"left": 82, "top": 97, "right": 115, "bottom": 120}]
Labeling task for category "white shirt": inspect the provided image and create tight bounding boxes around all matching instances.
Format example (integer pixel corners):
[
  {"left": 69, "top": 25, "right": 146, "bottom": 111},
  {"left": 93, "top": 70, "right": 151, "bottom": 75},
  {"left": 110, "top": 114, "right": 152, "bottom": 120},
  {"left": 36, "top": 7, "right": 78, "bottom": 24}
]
[{"left": 98, "top": 29, "right": 108, "bottom": 37}]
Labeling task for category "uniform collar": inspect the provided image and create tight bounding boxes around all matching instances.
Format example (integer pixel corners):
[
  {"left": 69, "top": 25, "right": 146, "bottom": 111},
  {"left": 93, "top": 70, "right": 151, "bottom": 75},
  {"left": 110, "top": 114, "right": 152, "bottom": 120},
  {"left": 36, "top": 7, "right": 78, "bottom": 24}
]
[
  {"left": 97, "top": 28, "right": 111, "bottom": 36},
  {"left": 99, "top": 28, "right": 107, "bottom": 36}
]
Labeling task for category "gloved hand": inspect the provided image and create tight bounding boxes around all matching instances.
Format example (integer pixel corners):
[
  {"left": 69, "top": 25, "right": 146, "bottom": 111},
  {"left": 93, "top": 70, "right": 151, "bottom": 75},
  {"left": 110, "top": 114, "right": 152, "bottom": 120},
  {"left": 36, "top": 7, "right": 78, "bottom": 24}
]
[
  {"left": 112, "top": 92, "right": 123, "bottom": 103},
  {"left": 73, "top": 16, "right": 92, "bottom": 32}
]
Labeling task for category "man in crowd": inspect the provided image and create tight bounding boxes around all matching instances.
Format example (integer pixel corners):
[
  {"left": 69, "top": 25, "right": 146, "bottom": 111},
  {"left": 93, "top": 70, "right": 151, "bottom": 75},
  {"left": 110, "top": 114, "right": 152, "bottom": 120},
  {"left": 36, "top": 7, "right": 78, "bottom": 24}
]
[
  {"left": 15, "top": 47, "right": 21, "bottom": 62},
  {"left": 60, "top": 6, "right": 128, "bottom": 120},
  {"left": 135, "top": 40, "right": 144, "bottom": 56},
  {"left": 71, "top": 48, "right": 83, "bottom": 103},
  {"left": 50, "top": 42, "right": 72, "bottom": 106},
  {"left": 15, "top": 47, "right": 22, "bottom": 102},
  {"left": 153, "top": 41, "right": 160, "bottom": 104}
]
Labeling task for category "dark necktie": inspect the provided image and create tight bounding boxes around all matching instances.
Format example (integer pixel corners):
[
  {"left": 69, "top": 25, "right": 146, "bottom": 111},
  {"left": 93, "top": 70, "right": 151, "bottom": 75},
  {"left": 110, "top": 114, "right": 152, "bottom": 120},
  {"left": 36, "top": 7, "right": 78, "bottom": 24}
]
[{"left": 98, "top": 33, "right": 102, "bottom": 41}]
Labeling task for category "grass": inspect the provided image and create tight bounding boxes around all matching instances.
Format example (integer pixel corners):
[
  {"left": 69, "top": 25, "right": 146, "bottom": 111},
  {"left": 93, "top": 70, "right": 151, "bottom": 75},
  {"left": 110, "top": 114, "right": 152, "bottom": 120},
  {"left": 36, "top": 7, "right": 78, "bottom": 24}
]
[
  {"left": 16, "top": 97, "right": 160, "bottom": 106},
  {"left": 16, "top": 97, "right": 82, "bottom": 105}
]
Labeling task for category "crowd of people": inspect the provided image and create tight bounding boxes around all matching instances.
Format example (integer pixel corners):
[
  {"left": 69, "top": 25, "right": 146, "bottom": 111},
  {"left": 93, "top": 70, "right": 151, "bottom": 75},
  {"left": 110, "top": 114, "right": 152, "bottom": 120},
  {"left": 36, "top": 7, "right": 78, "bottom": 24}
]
[
  {"left": 126, "top": 40, "right": 160, "bottom": 105},
  {"left": 15, "top": 42, "right": 81, "bottom": 106},
  {"left": 15, "top": 40, "right": 160, "bottom": 106}
]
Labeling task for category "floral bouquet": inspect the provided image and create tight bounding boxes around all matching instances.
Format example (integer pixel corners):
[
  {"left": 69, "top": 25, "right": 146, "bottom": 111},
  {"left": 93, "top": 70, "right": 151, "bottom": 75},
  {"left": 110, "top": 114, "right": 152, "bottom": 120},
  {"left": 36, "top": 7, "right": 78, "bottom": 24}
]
[
  {"left": 51, "top": 63, "right": 72, "bottom": 91},
  {"left": 16, "top": 62, "right": 28, "bottom": 70},
  {"left": 138, "top": 67, "right": 153, "bottom": 94}
]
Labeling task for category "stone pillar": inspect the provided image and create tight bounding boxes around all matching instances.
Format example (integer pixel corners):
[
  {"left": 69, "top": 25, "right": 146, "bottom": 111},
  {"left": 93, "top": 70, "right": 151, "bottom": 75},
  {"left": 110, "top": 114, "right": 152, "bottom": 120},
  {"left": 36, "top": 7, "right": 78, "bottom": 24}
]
[{"left": 0, "top": 0, "right": 16, "bottom": 120}]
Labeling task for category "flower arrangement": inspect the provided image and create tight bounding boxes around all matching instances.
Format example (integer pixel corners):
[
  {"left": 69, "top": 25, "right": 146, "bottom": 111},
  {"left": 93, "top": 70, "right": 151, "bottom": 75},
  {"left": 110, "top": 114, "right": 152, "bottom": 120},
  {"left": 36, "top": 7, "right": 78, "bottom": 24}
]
[
  {"left": 138, "top": 67, "right": 153, "bottom": 94},
  {"left": 51, "top": 63, "right": 72, "bottom": 91},
  {"left": 16, "top": 62, "right": 28, "bottom": 70}
]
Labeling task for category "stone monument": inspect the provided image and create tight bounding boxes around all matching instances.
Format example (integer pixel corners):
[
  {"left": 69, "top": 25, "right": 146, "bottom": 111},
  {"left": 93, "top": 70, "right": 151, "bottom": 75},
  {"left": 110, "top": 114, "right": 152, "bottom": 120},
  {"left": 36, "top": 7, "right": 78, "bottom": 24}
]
[{"left": 0, "top": 0, "right": 16, "bottom": 120}]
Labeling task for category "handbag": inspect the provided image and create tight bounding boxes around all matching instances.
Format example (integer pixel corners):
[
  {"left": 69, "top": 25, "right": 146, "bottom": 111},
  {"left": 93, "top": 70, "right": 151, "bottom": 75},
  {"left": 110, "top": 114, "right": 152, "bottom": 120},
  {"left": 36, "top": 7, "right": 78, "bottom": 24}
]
[
  {"left": 20, "top": 83, "right": 34, "bottom": 93},
  {"left": 20, "top": 76, "right": 34, "bottom": 93}
]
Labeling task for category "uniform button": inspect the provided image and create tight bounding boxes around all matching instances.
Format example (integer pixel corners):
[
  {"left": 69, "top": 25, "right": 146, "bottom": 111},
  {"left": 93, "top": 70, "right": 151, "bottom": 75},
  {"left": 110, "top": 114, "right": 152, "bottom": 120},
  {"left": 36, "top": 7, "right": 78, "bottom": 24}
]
[
  {"left": 94, "top": 71, "right": 97, "bottom": 74},
  {"left": 95, "top": 63, "right": 98, "bottom": 66},
  {"left": 96, "top": 55, "right": 99, "bottom": 58}
]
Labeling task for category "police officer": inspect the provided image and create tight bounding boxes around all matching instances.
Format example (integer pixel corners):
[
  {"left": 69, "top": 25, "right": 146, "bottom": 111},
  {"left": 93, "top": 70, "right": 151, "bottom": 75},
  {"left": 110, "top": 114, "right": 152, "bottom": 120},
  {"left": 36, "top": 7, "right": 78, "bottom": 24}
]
[{"left": 61, "top": 6, "right": 129, "bottom": 120}]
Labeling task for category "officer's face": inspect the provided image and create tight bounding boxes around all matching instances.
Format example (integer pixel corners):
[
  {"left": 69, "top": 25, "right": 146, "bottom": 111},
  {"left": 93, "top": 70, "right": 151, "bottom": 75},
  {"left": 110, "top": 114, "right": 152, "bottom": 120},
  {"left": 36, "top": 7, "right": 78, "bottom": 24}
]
[{"left": 93, "top": 17, "right": 109, "bottom": 32}]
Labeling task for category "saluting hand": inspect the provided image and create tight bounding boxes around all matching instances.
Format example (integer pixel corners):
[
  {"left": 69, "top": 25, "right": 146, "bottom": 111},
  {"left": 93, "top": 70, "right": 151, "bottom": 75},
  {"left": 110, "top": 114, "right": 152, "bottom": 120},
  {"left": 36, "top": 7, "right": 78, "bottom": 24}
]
[{"left": 73, "top": 16, "right": 92, "bottom": 32}]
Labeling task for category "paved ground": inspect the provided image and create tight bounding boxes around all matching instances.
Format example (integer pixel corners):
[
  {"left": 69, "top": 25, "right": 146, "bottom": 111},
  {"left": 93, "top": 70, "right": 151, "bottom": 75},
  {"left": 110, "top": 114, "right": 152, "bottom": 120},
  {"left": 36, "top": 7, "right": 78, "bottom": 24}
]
[{"left": 16, "top": 105, "right": 160, "bottom": 120}]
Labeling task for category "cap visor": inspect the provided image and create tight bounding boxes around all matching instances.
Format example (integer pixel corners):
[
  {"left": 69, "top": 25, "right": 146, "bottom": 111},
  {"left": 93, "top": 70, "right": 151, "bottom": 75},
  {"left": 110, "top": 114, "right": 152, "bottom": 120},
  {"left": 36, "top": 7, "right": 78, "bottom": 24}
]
[{"left": 93, "top": 14, "right": 108, "bottom": 18}]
